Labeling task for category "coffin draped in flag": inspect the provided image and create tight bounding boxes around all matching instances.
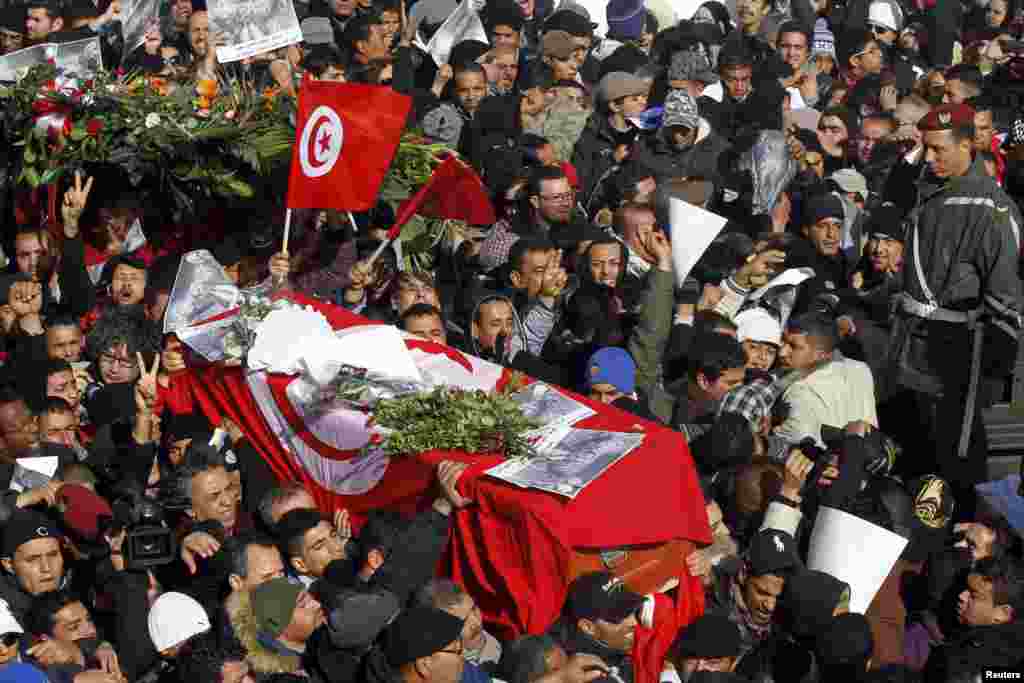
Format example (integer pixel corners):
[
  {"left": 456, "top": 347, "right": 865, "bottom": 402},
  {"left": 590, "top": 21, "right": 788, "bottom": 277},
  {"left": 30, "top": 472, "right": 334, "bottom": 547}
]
[{"left": 286, "top": 80, "right": 411, "bottom": 211}]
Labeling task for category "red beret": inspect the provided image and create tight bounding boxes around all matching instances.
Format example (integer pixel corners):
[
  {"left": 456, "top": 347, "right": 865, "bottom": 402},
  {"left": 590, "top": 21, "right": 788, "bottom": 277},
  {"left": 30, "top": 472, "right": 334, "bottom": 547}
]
[
  {"left": 60, "top": 484, "right": 113, "bottom": 542},
  {"left": 917, "top": 103, "right": 976, "bottom": 132}
]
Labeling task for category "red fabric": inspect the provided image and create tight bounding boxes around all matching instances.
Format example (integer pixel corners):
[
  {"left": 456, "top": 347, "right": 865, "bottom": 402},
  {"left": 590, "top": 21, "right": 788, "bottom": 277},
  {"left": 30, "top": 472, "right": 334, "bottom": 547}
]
[
  {"left": 286, "top": 81, "right": 411, "bottom": 211},
  {"left": 633, "top": 578, "right": 705, "bottom": 683},
  {"left": 388, "top": 156, "right": 497, "bottom": 240},
  {"left": 168, "top": 293, "right": 711, "bottom": 638}
]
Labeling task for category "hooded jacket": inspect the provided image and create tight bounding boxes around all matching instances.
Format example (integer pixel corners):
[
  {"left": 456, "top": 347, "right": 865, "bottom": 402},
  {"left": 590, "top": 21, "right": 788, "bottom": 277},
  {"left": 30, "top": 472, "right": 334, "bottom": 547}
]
[
  {"left": 227, "top": 589, "right": 304, "bottom": 678},
  {"left": 572, "top": 112, "right": 641, "bottom": 208},
  {"left": 630, "top": 118, "right": 731, "bottom": 188}
]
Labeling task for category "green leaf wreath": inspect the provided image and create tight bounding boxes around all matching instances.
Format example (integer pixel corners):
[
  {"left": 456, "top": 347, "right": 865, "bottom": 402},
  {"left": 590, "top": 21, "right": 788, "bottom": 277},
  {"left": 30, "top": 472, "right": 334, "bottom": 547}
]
[{"left": 370, "top": 387, "right": 540, "bottom": 459}]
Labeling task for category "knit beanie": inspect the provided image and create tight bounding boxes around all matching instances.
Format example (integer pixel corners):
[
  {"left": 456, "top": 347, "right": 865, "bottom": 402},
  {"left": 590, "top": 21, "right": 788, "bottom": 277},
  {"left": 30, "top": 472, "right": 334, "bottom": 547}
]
[
  {"left": 607, "top": 0, "right": 645, "bottom": 40},
  {"left": 586, "top": 347, "right": 637, "bottom": 394},
  {"left": 812, "top": 19, "right": 836, "bottom": 60}
]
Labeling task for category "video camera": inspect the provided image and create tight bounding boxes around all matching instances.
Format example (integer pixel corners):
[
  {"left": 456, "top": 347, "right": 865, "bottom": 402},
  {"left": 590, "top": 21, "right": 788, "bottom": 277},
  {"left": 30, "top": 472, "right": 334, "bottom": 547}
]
[{"left": 107, "top": 481, "right": 181, "bottom": 571}]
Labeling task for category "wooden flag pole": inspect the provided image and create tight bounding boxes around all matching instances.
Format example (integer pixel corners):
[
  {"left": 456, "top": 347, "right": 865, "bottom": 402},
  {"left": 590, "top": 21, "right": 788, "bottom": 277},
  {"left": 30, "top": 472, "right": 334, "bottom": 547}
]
[{"left": 281, "top": 209, "right": 293, "bottom": 255}]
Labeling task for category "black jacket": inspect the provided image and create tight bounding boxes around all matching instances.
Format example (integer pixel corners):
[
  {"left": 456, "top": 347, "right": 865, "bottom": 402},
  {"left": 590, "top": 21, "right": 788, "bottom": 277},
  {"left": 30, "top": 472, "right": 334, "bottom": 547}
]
[
  {"left": 923, "top": 621, "right": 1024, "bottom": 682},
  {"left": 698, "top": 83, "right": 785, "bottom": 150},
  {"left": 630, "top": 119, "right": 731, "bottom": 188},
  {"left": 572, "top": 112, "right": 640, "bottom": 208}
]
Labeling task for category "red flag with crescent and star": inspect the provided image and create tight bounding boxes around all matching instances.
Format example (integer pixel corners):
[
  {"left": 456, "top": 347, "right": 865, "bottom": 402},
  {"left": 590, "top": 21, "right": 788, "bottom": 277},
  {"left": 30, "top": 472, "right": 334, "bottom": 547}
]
[{"left": 286, "top": 79, "right": 411, "bottom": 211}]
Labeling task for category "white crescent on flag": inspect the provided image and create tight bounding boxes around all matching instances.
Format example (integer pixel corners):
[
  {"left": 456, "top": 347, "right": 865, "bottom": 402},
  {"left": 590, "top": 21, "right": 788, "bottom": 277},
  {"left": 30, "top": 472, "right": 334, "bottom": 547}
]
[
  {"left": 247, "top": 333, "right": 505, "bottom": 495},
  {"left": 298, "top": 105, "right": 344, "bottom": 179}
]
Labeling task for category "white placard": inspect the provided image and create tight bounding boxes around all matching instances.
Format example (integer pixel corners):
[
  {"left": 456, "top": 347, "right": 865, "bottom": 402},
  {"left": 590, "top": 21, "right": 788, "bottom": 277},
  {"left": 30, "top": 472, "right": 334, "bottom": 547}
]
[
  {"left": 9, "top": 456, "right": 59, "bottom": 493},
  {"left": 748, "top": 267, "right": 816, "bottom": 301},
  {"left": 669, "top": 196, "right": 729, "bottom": 288},
  {"left": 807, "top": 506, "right": 908, "bottom": 614},
  {"left": 424, "top": 0, "right": 489, "bottom": 66},
  {"left": 208, "top": 0, "right": 302, "bottom": 64}
]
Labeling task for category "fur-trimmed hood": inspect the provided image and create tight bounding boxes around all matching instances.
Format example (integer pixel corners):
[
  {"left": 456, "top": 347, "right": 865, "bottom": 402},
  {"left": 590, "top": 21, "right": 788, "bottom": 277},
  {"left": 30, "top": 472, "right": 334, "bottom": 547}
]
[{"left": 226, "top": 589, "right": 302, "bottom": 676}]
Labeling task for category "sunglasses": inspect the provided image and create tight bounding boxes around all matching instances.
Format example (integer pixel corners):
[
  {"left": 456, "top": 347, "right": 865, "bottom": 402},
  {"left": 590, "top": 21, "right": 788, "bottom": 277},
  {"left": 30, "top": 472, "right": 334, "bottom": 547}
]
[{"left": 0, "top": 633, "right": 19, "bottom": 647}]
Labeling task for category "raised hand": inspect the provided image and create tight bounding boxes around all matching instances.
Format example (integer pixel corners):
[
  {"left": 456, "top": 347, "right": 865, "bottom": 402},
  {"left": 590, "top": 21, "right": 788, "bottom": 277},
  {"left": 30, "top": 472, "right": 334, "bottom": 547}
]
[
  {"left": 62, "top": 171, "right": 94, "bottom": 239},
  {"left": 9, "top": 280, "right": 43, "bottom": 318},
  {"left": 134, "top": 352, "right": 160, "bottom": 415}
]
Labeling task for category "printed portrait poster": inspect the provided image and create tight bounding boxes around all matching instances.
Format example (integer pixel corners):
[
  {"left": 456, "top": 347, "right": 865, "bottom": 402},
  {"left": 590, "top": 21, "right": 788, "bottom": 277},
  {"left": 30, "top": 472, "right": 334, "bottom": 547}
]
[{"left": 207, "top": 0, "right": 302, "bottom": 63}]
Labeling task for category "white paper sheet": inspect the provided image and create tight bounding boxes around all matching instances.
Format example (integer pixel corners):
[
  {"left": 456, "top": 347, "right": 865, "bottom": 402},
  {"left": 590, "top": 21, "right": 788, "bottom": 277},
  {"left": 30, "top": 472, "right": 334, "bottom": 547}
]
[
  {"left": 807, "top": 506, "right": 908, "bottom": 614},
  {"left": 424, "top": 0, "right": 489, "bottom": 66},
  {"left": 9, "top": 456, "right": 59, "bottom": 493},
  {"left": 748, "top": 267, "right": 816, "bottom": 301},
  {"left": 669, "top": 196, "right": 729, "bottom": 288}
]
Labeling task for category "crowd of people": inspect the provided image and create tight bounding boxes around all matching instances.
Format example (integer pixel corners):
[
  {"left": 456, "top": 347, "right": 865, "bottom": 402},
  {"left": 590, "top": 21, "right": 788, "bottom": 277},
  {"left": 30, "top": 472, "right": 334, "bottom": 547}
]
[{"left": 0, "top": 0, "right": 1023, "bottom": 681}]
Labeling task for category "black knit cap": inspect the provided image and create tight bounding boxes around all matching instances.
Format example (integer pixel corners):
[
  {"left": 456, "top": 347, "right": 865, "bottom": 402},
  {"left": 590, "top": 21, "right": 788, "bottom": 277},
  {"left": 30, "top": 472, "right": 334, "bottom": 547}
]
[
  {"left": 384, "top": 607, "right": 464, "bottom": 668},
  {"left": 672, "top": 614, "right": 742, "bottom": 659},
  {"left": 545, "top": 9, "right": 592, "bottom": 37},
  {"left": 803, "top": 192, "right": 845, "bottom": 226},
  {"left": 2, "top": 510, "right": 62, "bottom": 558}
]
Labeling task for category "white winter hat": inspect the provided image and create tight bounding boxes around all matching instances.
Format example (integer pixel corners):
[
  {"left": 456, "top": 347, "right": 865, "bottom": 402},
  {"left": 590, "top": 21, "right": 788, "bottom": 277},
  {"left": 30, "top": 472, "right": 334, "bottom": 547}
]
[
  {"left": 148, "top": 592, "right": 211, "bottom": 652},
  {"left": 868, "top": 0, "right": 903, "bottom": 33},
  {"left": 0, "top": 609, "right": 23, "bottom": 637},
  {"left": 736, "top": 308, "right": 783, "bottom": 346}
]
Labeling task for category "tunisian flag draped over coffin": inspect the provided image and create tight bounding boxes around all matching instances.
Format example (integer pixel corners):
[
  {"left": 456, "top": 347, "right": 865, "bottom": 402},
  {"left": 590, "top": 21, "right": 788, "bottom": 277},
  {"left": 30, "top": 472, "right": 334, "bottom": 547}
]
[
  {"left": 162, "top": 294, "right": 710, "bottom": 637},
  {"left": 286, "top": 80, "right": 411, "bottom": 211}
]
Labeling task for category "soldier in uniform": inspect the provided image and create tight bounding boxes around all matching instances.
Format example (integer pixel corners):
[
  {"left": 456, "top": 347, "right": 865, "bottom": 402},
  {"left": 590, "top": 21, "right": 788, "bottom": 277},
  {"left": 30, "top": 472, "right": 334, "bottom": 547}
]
[{"left": 889, "top": 102, "right": 1022, "bottom": 514}]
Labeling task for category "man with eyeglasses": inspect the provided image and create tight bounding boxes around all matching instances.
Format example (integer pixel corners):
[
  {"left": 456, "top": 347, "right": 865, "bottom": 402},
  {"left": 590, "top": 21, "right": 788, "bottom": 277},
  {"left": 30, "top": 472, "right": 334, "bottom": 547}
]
[{"left": 518, "top": 166, "right": 589, "bottom": 250}]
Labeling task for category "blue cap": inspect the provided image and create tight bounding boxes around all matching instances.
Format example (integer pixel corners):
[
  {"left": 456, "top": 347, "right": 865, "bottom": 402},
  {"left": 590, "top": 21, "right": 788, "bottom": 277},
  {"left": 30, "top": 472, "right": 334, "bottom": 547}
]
[
  {"left": 0, "top": 664, "right": 50, "bottom": 683},
  {"left": 586, "top": 347, "right": 636, "bottom": 395}
]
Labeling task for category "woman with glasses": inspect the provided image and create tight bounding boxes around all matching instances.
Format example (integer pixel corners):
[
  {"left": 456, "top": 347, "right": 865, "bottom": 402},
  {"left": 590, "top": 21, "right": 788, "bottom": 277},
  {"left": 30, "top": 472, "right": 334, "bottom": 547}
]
[{"left": 82, "top": 309, "right": 160, "bottom": 426}]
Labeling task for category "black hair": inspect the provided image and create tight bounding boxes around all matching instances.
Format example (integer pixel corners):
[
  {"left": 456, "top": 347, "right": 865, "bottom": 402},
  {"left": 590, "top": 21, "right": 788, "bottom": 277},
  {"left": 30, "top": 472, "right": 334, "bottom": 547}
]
[
  {"left": 526, "top": 165, "right": 568, "bottom": 198},
  {"left": 341, "top": 15, "right": 379, "bottom": 56},
  {"left": 25, "top": 589, "right": 81, "bottom": 637},
  {"left": 690, "top": 411, "right": 756, "bottom": 476},
  {"left": 453, "top": 61, "right": 487, "bottom": 82},
  {"left": 46, "top": 313, "right": 80, "bottom": 332},
  {"left": 302, "top": 45, "right": 348, "bottom": 77},
  {"left": 507, "top": 237, "right": 556, "bottom": 275},
  {"left": 975, "top": 555, "right": 1024, "bottom": 619},
  {"left": 777, "top": 20, "right": 813, "bottom": 48},
  {"left": 687, "top": 332, "right": 746, "bottom": 383},
  {"left": 85, "top": 309, "right": 160, "bottom": 364},
  {"left": 178, "top": 633, "right": 247, "bottom": 683},
  {"left": 177, "top": 442, "right": 228, "bottom": 502},
  {"left": 399, "top": 304, "right": 444, "bottom": 328},
  {"left": 945, "top": 64, "right": 984, "bottom": 95},
  {"left": 225, "top": 531, "right": 279, "bottom": 580},
  {"left": 497, "top": 635, "right": 563, "bottom": 683},
  {"left": 967, "top": 93, "right": 996, "bottom": 114},
  {"left": 786, "top": 313, "right": 838, "bottom": 354}
]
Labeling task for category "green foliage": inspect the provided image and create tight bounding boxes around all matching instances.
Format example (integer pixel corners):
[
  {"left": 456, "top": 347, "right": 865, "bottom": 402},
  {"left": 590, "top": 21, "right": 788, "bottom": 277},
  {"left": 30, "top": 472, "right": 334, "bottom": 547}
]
[{"left": 371, "top": 387, "right": 540, "bottom": 459}]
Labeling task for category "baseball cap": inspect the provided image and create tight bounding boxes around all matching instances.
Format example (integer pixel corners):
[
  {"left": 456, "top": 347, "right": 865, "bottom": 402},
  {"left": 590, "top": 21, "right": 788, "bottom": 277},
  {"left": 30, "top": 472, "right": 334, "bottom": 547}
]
[
  {"left": 147, "top": 592, "right": 211, "bottom": 652},
  {"left": 327, "top": 589, "right": 401, "bottom": 649},
  {"left": 746, "top": 530, "right": 798, "bottom": 576},
  {"left": 803, "top": 192, "right": 846, "bottom": 225},
  {"left": 384, "top": 607, "right": 464, "bottom": 668},
  {"left": 586, "top": 347, "right": 637, "bottom": 395},
  {"left": 251, "top": 577, "right": 303, "bottom": 639},
  {"left": 566, "top": 571, "right": 645, "bottom": 623},
  {"left": 2, "top": 511, "right": 62, "bottom": 558}
]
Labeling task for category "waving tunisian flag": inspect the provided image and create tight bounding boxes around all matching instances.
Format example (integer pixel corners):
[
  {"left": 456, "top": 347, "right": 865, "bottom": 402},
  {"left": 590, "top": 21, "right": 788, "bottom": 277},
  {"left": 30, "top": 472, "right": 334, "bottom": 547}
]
[{"left": 287, "top": 79, "right": 411, "bottom": 211}]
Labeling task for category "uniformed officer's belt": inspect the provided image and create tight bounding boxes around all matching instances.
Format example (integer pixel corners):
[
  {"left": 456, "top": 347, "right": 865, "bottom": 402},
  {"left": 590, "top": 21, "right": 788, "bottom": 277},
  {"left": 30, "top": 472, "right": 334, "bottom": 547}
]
[{"left": 894, "top": 293, "right": 981, "bottom": 325}]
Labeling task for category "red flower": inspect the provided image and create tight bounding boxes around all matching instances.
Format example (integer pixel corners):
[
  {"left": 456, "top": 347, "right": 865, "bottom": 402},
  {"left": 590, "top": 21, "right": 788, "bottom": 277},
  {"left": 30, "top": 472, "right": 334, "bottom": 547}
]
[
  {"left": 61, "top": 117, "right": 72, "bottom": 137},
  {"left": 369, "top": 433, "right": 383, "bottom": 446},
  {"left": 86, "top": 118, "right": 103, "bottom": 137}
]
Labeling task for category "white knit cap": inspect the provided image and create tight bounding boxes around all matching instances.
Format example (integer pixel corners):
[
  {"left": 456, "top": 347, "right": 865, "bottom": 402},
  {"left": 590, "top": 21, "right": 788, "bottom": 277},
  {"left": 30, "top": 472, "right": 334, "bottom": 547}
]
[
  {"left": 148, "top": 592, "right": 211, "bottom": 652},
  {"left": 0, "top": 608, "right": 23, "bottom": 636},
  {"left": 868, "top": 0, "right": 902, "bottom": 33},
  {"left": 736, "top": 308, "right": 783, "bottom": 346}
]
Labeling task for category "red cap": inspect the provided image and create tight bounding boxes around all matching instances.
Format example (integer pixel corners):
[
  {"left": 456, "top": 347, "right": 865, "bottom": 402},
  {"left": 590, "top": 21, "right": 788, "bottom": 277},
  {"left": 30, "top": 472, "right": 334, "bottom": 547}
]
[{"left": 918, "top": 103, "right": 976, "bottom": 132}]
